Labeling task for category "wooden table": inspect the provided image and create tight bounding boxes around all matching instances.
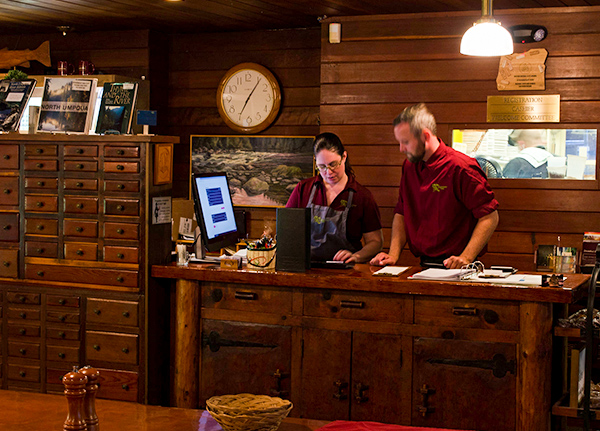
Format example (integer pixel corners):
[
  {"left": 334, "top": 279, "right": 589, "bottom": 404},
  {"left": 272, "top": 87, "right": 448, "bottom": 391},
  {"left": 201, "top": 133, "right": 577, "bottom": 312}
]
[
  {"left": 152, "top": 263, "right": 590, "bottom": 431},
  {"left": 0, "top": 388, "right": 328, "bottom": 431}
]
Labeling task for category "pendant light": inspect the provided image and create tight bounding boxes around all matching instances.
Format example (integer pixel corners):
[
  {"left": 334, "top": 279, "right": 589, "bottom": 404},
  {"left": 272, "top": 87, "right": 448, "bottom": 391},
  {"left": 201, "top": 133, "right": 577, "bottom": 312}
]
[{"left": 460, "top": 0, "right": 514, "bottom": 56}]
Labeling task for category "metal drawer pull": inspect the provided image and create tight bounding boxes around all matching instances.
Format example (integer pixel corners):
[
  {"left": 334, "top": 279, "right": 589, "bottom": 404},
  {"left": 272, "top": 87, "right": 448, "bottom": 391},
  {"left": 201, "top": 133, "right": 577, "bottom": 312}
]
[
  {"left": 116, "top": 276, "right": 124, "bottom": 282},
  {"left": 122, "top": 311, "right": 130, "bottom": 318},
  {"left": 35, "top": 163, "right": 43, "bottom": 168},
  {"left": 37, "top": 271, "right": 44, "bottom": 277},
  {"left": 3, "top": 188, "right": 10, "bottom": 194},
  {"left": 76, "top": 148, "right": 84, "bottom": 154},
  {"left": 19, "top": 348, "right": 26, "bottom": 355},
  {"left": 117, "top": 253, "right": 124, "bottom": 259},
  {"left": 76, "top": 227, "right": 83, "bottom": 232},
  {"left": 340, "top": 300, "right": 364, "bottom": 309},
  {"left": 19, "top": 312, "right": 26, "bottom": 318},
  {"left": 3, "top": 224, "right": 10, "bottom": 230},
  {"left": 76, "top": 250, "right": 84, "bottom": 256},
  {"left": 76, "top": 203, "right": 83, "bottom": 209},
  {"left": 117, "top": 205, "right": 125, "bottom": 211},
  {"left": 122, "top": 347, "right": 129, "bottom": 354},
  {"left": 19, "top": 371, "right": 26, "bottom": 377},
  {"left": 58, "top": 352, "right": 65, "bottom": 359},
  {"left": 116, "top": 164, "right": 124, "bottom": 170},
  {"left": 58, "top": 299, "right": 66, "bottom": 305},
  {"left": 76, "top": 163, "right": 84, "bottom": 169},
  {"left": 58, "top": 331, "right": 65, "bottom": 338},
  {"left": 36, "top": 224, "right": 44, "bottom": 230},
  {"left": 235, "top": 291, "right": 257, "bottom": 300},
  {"left": 3, "top": 154, "right": 9, "bottom": 159},
  {"left": 36, "top": 148, "right": 43, "bottom": 154},
  {"left": 93, "top": 309, "right": 101, "bottom": 315},
  {"left": 122, "top": 384, "right": 129, "bottom": 390},
  {"left": 452, "top": 307, "right": 478, "bottom": 316},
  {"left": 19, "top": 328, "right": 26, "bottom": 335},
  {"left": 117, "top": 229, "right": 124, "bottom": 234},
  {"left": 93, "top": 344, "right": 100, "bottom": 351},
  {"left": 59, "top": 315, "right": 66, "bottom": 322},
  {"left": 37, "top": 181, "right": 44, "bottom": 187},
  {"left": 76, "top": 182, "right": 83, "bottom": 188},
  {"left": 427, "top": 353, "right": 515, "bottom": 378},
  {"left": 117, "top": 149, "right": 125, "bottom": 155},
  {"left": 3, "top": 261, "right": 9, "bottom": 267},
  {"left": 36, "top": 201, "right": 44, "bottom": 207},
  {"left": 117, "top": 184, "right": 125, "bottom": 189},
  {"left": 18, "top": 295, "right": 26, "bottom": 302}
]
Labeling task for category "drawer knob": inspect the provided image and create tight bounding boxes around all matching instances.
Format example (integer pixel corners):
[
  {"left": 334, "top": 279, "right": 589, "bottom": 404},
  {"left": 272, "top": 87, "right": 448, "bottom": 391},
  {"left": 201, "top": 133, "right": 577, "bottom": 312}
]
[
  {"left": 116, "top": 164, "right": 124, "bottom": 170},
  {"left": 117, "top": 149, "right": 125, "bottom": 155},
  {"left": 93, "top": 344, "right": 100, "bottom": 351},
  {"left": 76, "top": 182, "right": 83, "bottom": 188},
  {"left": 75, "top": 226, "right": 83, "bottom": 232},
  {"left": 76, "top": 203, "right": 83, "bottom": 209},
  {"left": 117, "top": 229, "right": 124, "bottom": 234},
  {"left": 3, "top": 224, "right": 10, "bottom": 230},
  {"left": 117, "top": 184, "right": 125, "bottom": 190},
  {"left": 36, "top": 248, "right": 45, "bottom": 254},
  {"left": 76, "top": 148, "right": 84, "bottom": 154},
  {"left": 36, "top": 201, "right": 44, "bottom": 207},
  {"left": 3, "top": 154, "right": 9, "bottom": 160},
  {"left": 37, "top": 271, "right": 44, "bottom": 277},
  {"left": 35, "top": 163, "right": 43, "bottom": 168},
  {"left": 36, "top": 148, "right": 43, "bottom": 154},
  {"left": 58, "top": 331, "right": 66, "bottom": 338},
  {"left": 117, "top": 253, "right": 124, "bottom": 259},
  {"left": 76, "top": 250, "right": 84, "bottom": 256},
  {"left": 93, "top": 309, "right": 101, "bottom": 315},
  {"left": 18, "top": 295, "right": 26, "bottom": 302},
  {"left": 3, "top": 188, "right": 10, "bottom": 194},
  {"left": 19, "top": 348, "right": 26, "bottom": 355},
  {"left": 116, "top": 276, "right": 124, "bottom": 282},
  {"left": 19, "top": 312, "right": 26, "bottom": 318},
  {"left": 3, "top": 261, "right": 9, "bottom": 267},
  {"left": 483, "top": 309, "right": 500, "bottom": 325},
  {"left": 76, "top": 163, "right": 84, "bottom": 169},
  {"left": 37, "top": 181, "right": 45, "bottom": 187},
  {"left": 122, "top": 311, "right": 130, "bottom": 318},
  {"left": 122, "top": 347, "right": 129, "bottom": 354},
  {"left": 59, "top": 315, "right": 66, "bottom": 322},
  {"left": 122, "top": 384, "right": 129, "bottom": 391},
  {"left": 58, "top": 299, "right": 66, "bottom": 305},
  {"left": 37, "top": 224, "right": 44, "bottom": 230},
  {"left": 58, "top": 352, "right": 66, "bottom": 359},
  {"left": 117, "top": 205, "right": 125, "bottom": 211},
  {"left": 19, "top": 371, "right": 26, "bottom": 377},
  {"left": 19, "top": 328, "right": 26, "bottom": 335}
]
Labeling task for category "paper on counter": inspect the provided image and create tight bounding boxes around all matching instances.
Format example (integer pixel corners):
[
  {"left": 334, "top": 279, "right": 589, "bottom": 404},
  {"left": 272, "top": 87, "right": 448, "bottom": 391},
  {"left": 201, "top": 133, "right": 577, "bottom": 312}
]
[{"left": 373, "top": 266, "right": 410, "bottom": 277}]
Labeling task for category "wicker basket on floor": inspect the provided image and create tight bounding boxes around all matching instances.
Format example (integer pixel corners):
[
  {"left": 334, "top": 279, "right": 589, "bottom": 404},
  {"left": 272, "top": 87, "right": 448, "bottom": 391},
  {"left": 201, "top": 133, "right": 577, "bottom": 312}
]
[{"left": 206, "top": 393, "right": 293, "bottom": 431}]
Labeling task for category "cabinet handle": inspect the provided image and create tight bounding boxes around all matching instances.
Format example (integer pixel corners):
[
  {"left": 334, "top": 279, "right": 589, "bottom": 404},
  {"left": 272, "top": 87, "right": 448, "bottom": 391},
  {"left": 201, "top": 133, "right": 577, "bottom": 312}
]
[
  {"left": 333, "top": 380, "right": 348, "bottom": 400},
  {"left": 19, "top": 371, "right": 26, "bottom": 377},
  {"left": 37, "top": 181, "right": 45, "bottom": 187},
  {"left": 3, "top": 224, "right": 10, "bottom": 230},
  {"left": 117, "top": 184, "right": 125, "bottom": 190},
  {"left": 93, "top": 309, "right": 101, "bottom": 315},
  {"left": 58, "top": 299, "right": 66, "bottom": 305},
  {"left": 58, "top": 352, "right": 66, "bottom": 359},
  {"left": 36, "top": 148, "right": 43, "bottom": 154},
  {"left": 76, "top": 163, "right": 84, "bottom": 169},
  {"left": 122, "top": 347, "right": 129, "bottom": 354},
  {"left": 36, "top": 224, "right": 44, "bottom": 230},
  {"left": 37, "top": 271, "right": 44, "bottom": 277},
  {"left": 58, "top": 331, "right": 66, "bottom": 338},
  {"left": 122, "top": 311, "right": 130, "bottom": 318},
  {"left": 235, "top": 291, "right": 257, "bottom": 301},
  {"left": 36, "top": 201, "right": 44, "bottom": 207},
  {"left": 117, "top": 149, "right": 125, "bottom": 155},
  {"left": 3, "top": 154, "right": 9, "bottom": 159},
  {"left": 117, "top": 253, "right": 124, "bottom": 259},
  {"left": 76, "top": 148, "right": 84, "bottom": 154},
  {"left": 76, "top": 182, "right": 83, "bottom": 188},
  {"left": 3, "top": 188, "right": 10, "bottom": 194},
  {"left": 35, "top": 163, "right": 43, "bottom": 168},
  {"left": 93, "top": 344, "right": 100, "bottom": 351},
  {"left": 116, "top": 164, "right": 124, "bottom": 170},
  {"left": 76, "top": 250, "right": 84, "bottom": 256},
  {"left": 19, "top": 312, "right": 26, "bottom": 318},
  {"left": 75, "top": 226, "right": 83, "bottom": 232},
  {"left": 340, "top": 300, "right": 364, "bottom": 309},
  {"left": 122, "top": 384, "right": 129, "bottom": 391},
  {"left": 59, "top": 315, "right": 66, "bottom": 322},
  {"left": 3, "top": 261, "right": 9, "bottom": 267},
  {"left": 19, "top": 348, "right": 26, "bottom": 355},
  {"left": 18, "top": 295, "right": 26, "bottom": 302},
  {"left": 117, "top": 228, "right": 124, "bottom": 234},
  {"left": 76, "top": 203, "right": 83, "bottom": 209},
  {"left": 19, "top": 328, "right": 26, "bottom": 335},
  {"left": 116, "top": 276, "right": 124, "bottom": 282},
  {"left": 116, "top": 205, "right": 125, "bottom": 211},
  {"left": 452, "top": 307, "right": 478, "bottom": 316}
]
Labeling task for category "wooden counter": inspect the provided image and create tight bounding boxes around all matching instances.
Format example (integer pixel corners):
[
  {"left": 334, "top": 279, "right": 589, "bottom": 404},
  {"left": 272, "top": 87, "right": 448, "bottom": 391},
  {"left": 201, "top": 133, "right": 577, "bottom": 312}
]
[{"left": 152, "top": 263, "right": 590, "bottom": 431}]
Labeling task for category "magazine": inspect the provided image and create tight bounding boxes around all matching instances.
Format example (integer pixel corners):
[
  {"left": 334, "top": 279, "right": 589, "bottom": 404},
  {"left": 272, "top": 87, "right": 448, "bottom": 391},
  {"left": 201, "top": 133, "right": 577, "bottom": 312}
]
[
  {"left": 95, "top": 82, "right": 138, "bottom": 135},
  {"left": 37, "top": 77, "right": 97, "bottom": 134},
  {"left": 0, "top": 79, "right": 37, "bottom": 132}
]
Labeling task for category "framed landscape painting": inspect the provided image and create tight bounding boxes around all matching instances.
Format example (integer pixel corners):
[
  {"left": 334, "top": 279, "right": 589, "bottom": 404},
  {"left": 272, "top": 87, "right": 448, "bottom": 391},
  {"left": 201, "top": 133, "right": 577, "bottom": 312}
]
[{"left": 191, "top": 135, "right": 314, "bottom": 207}]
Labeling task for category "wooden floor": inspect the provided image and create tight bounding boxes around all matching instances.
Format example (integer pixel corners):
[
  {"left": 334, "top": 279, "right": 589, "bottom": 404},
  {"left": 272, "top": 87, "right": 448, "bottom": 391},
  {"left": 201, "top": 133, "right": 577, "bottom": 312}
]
[{"left": 0, "top": 389, "right": 328, "bottom": 431}]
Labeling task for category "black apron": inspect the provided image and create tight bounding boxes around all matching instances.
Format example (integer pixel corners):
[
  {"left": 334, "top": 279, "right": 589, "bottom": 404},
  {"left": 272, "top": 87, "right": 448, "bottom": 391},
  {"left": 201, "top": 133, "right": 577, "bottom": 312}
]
[{"left": 307, "top": 183, "right": 357, "bottom": 261}]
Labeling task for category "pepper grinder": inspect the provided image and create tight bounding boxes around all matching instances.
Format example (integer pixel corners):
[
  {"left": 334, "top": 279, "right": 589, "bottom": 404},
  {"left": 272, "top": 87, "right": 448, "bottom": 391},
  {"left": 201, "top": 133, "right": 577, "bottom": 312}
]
[
  {"left": 63, "top": 367, "right": 88, "bottom": 431},
  {"left": 79, "top": 366, "right": 100, "bottom": 431}
]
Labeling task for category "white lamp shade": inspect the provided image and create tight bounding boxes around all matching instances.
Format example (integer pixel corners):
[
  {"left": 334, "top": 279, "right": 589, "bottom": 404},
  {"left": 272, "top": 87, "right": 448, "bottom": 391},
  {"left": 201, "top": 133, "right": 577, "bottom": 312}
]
[{"left": 460, "top": 21, "right": 514, "bottom": 56}]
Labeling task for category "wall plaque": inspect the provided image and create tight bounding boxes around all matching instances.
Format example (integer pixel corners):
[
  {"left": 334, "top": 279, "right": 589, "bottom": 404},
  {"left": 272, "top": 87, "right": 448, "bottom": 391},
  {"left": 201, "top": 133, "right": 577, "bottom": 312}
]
[
  {"left": 487, "top": 95, "right": 560, "bottom": 123},
  {"left": 497, "top": 49, "right": 548, "bottom": 90}
]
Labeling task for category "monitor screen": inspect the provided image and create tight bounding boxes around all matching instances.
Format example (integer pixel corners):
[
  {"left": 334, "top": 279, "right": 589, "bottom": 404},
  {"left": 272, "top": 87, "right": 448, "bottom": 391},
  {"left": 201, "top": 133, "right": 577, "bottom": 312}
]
[{"left": 191, "top": 172, "right": 239, "bottom": 253}]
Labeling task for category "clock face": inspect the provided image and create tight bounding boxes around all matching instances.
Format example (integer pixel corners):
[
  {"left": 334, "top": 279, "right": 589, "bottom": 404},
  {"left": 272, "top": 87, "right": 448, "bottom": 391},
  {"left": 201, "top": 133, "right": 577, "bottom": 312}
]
[{"left": 217, "top": 63, "right": 281, "bottom": 133}]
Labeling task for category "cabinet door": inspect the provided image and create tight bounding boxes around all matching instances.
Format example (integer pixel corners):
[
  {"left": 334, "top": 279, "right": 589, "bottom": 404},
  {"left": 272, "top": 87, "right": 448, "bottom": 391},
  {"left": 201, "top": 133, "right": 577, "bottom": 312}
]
[
  {"left": 200, "top": 320, "right": 291, "bottom": 407},
  {"left": 412, "top": 338, "right": 516, "bottom": 431},
  {"left": 351, "top": 332, "right": 411, "bottom": 424},
  {"left": 301, "top": 327, "right": 351, "bottom": 420}
]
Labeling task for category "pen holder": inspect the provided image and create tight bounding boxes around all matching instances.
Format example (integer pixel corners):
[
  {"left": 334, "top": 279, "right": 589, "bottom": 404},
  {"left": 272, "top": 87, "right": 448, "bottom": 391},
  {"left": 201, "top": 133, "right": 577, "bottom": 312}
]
[{"left": 247, "top": 248, "right": 276, "bottom": 271}]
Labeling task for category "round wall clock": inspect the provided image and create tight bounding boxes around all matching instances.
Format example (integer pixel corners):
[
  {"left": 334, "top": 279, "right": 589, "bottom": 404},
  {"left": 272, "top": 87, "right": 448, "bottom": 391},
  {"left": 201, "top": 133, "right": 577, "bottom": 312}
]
[{"left": 216, "top": 63, "right": 282, "bottom": 134}]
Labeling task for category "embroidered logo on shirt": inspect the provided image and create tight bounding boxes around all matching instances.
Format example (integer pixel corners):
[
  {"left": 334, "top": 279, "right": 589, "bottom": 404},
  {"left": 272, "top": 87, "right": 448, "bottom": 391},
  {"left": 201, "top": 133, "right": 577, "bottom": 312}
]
[
  {"left": 432, "top": 183, "right": 447, "bottom": 192},
  {"left": 313, "top": 215, "right": 324, "bottom": 224}
]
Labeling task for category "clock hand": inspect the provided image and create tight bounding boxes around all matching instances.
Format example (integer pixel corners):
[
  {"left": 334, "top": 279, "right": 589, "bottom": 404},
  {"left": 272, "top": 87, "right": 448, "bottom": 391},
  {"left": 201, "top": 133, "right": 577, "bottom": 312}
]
[{"left": 239, "top": 77, "right": 261, "bottom": 120}]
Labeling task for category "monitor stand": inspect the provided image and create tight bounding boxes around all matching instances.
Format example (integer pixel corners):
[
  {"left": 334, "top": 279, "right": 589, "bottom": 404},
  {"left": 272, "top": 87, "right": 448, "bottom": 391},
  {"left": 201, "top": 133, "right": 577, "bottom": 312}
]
[{"left": 189, "top": 227, "right": 220, "bottom": 264}]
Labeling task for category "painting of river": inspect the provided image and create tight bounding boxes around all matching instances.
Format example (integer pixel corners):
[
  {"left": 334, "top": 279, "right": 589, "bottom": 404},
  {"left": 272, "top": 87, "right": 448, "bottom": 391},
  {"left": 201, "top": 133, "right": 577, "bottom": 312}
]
[{"left": 191, "top": 135, "right": 314, "bottom": 207}]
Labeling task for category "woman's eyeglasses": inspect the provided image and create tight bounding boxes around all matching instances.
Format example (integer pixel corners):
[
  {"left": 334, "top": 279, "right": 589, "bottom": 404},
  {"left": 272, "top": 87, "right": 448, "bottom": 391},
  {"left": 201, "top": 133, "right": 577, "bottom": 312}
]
[{"left": 316, "top": 159, "right": 343, "bottom": 172}]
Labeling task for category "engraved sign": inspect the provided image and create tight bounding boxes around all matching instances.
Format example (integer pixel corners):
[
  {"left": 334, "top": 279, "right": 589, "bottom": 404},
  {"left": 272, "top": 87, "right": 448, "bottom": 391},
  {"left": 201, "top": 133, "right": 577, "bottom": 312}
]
[{"left": 487, "top": 95, "right": 560, "bottom": 123}]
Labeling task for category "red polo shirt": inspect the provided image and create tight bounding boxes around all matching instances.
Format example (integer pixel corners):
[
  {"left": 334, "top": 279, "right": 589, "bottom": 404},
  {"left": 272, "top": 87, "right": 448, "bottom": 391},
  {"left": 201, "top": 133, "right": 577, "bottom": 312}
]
[
  {"left": 394, "top": 141, "right": 499, "bottom": 259},
  {"left": 286, "top": 175, "right": 382, "bottom": 251}
]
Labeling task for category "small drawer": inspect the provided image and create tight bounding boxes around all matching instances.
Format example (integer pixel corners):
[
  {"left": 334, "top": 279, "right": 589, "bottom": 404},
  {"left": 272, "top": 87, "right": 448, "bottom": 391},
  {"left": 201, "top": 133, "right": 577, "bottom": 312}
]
[
  {"left": 0, "top": 249, "right": 18, "bottom": 278},
  {"left": 8, "top": 341, "right": 41, "bottom": 359},
  {"left": 104, "top": 246, "right": 138, "bottom": 263},
  {"left": 25, "top": 177, "right": 59, "bottom": 190},
  {"left": 25, "top": 194, "right": 58, "bottom": 212},
  {"left": 25, "top": 240, "right": 59, "bottom": 258},
  {"left": 104, "top": 146, "right": 139, "bottom": 158},
  {"left": 87, "top": 298, "right": 139, "bottom": 327},
  {"left": 0, "top": 213, "right": 19, "bottom": 241},
  {"left": 0, "top": 144, "right": 19, "bottom": 169},
  {"left": 303, "top": 290, "right": 410, "bottom": 323},
  {"left": 64, "top": 145, "right": 98, "bottom": 157},
  {"left": 105, "top": 199, "right": 139, "bottom": 216},
  {"left": 26, "top": 264, "right": 138, "bottom": 288},
  {"left": 64, "top": 242, "right": 98, "bottom": 261},
  {"left": 46, "top": 345, "right": 80, "bottom": 363},
  {"left": 24, "top": 145, "right": 57, "bottom": 157},
  {"left": 64, "top": 160, "right": 98, "bottom": 172},
  {"left": 47, "top": 311, "right": 80, "bottom": 324},
  {"left": 201, "top": 282, "right": 292, "bottom": 314},
  {"left": 64, "top": 219, "right": 98, "bottom": 237},
  {"left": 24, "top": 159, "right": 59, "bottom": 172},
  {"left": 64, "top": 196, "right": 98, "bottom": 214},
  {"left": 95, "top": 368, "right": 139, "bottom": 402},
  {"left": 25, "top": 218, "right": 58, "bottom": 235},
  {"left": 7, "top": 323, "right": 41, "bottom": 338},
  {"left": 7, "top": 308, "right": 41, "bottom": 321},
  {"left": 104, "top": 222, "right": 139, "bottom": 240},
  {"left": 105, "top": 161, "right": 139, "bottom": 174},
  {"left": 7, "top": 292, "right": 40, "bottom": 305},
  {"left": 47, "top": 326, "right": 80, "bottom": 341},
  {"left": 0, "top": 176, "right": 19, "bottom": 206},
  {"left": 64, "top": 178, "right": 98, "bottom": 191},
  {"left": 414, "top": 297, "right": 520, "bottom": 331},
  {"left": 47, "top": 294, "right": 80, "bottom": 308},
  {"left": 104, "top": 180, "right": 140, "bottom": 193},
  {"left": 86, "top": 331, "right": 138, "bottom": 365},
  {"left": 8, "top": 363, "right": 41, "bottom": 383}
]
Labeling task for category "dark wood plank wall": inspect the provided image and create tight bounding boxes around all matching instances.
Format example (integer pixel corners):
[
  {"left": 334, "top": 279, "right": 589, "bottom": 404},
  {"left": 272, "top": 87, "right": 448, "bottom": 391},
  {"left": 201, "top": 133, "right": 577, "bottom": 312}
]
[
  {"left": 165, "top": 28, "right": 321, "bottom": 237},
  {"left": 320, "top": 6, "right": 600, "bottom": 270}
]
